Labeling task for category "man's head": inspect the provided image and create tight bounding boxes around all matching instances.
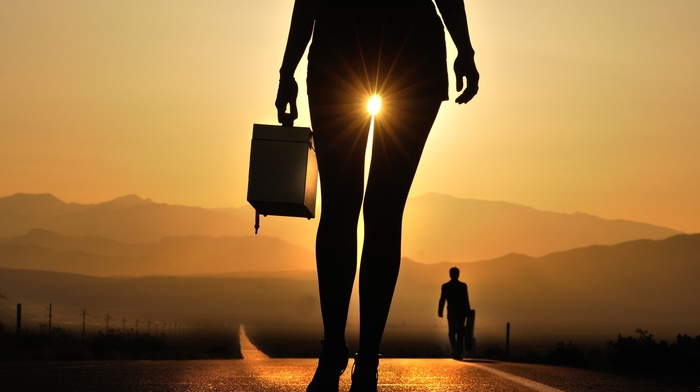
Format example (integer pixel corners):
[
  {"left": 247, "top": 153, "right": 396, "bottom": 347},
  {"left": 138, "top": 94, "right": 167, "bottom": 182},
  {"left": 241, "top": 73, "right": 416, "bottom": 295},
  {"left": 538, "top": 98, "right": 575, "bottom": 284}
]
[{"left": 449, "top": 267, "right": 460, "bottom": 279}]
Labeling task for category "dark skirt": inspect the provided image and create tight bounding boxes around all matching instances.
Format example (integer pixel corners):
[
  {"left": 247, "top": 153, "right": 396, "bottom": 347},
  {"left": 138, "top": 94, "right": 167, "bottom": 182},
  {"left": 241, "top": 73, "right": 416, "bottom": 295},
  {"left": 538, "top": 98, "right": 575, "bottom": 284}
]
[{"left": 307, "top": 0, "right": 448, "bottom": 105}]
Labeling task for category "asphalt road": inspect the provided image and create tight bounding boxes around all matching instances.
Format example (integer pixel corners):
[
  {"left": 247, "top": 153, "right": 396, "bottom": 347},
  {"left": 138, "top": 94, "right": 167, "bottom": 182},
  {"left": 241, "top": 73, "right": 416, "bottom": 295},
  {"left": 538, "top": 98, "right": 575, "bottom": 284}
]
[
  {"left": 1, "top": 358, "right": 699, "bottom": 392},
  {"left": 1, "top": 327, "right": 696, "bottom": 391}
]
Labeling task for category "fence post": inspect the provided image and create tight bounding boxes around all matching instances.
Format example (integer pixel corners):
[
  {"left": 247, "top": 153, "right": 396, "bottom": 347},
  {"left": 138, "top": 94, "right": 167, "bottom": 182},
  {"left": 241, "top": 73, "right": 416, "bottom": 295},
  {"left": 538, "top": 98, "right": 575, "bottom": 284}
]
[
  {"left": 82, "top": 309, "right": 86, "bottom": 340},
  {"left": 16, "top": 303, "right": 22, "bottom": 336},
  {"left": 48, "top": 303, "right": 53, "bottom": 339},
  {"left": 505, "top": 322, "right": 510, "bottom": 359}
]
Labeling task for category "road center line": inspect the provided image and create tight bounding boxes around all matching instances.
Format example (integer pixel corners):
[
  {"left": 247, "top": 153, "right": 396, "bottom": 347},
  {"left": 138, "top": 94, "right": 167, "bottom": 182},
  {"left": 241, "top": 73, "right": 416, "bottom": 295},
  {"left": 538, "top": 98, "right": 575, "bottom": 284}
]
[{"left": 469, "top": 363, "right": 566, "bottom": 392}]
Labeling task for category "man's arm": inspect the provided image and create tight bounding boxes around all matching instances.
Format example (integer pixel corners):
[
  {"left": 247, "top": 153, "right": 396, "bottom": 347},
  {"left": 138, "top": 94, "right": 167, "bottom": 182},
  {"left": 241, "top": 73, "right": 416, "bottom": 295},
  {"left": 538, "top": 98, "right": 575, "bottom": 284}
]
[{"left": 438, "top": 286, "right": 446, "bottom": 317}]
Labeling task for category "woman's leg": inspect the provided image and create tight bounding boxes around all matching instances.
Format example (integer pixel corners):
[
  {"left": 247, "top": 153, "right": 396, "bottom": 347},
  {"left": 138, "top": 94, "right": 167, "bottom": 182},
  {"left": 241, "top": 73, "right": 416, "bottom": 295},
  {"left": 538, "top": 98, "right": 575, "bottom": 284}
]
[
  {"left": 357, "top": 98, "right": 442, "bottom": 357},
  {"left": 310, "top": 97, "right": 371, "bottom": 345}
]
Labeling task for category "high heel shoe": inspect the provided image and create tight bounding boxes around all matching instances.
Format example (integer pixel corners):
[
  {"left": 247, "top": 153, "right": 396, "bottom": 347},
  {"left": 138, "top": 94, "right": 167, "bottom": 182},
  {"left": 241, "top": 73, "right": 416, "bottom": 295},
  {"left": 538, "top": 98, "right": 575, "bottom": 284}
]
[
  {"left": 306, "top": 339, "right": 349, "bottom": 392},
  {"left": 349, "top": 353, "right": 381, "bottom": 392}
]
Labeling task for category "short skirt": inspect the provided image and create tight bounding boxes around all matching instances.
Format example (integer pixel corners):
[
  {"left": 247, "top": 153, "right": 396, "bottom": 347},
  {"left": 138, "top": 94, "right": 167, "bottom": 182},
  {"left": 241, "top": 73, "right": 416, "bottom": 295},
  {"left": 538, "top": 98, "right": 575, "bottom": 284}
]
[{"left": 307, "top": 0, "right": 449, "bottom": 105}]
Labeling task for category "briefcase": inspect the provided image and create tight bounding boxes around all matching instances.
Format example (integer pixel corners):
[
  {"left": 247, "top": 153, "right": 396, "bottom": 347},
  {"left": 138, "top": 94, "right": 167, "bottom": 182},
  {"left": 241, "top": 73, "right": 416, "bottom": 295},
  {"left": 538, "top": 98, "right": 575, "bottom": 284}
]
[
  {"left": 246, "top": 123, "right": 317, "bottom": 233},
  {"left": 465, "top": 308, "right": 476, "bottom": 352}
]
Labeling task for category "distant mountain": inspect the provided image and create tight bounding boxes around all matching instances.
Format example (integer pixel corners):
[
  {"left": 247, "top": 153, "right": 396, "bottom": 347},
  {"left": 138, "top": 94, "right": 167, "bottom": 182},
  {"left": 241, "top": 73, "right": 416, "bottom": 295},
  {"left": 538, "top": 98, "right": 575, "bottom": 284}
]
[
  {"left": 0, "top": 193, "right": 251, "bottom": 242},
  {"left": 230, "top": 193, "right": 683, "bottom": 262},
  {"left": 0, "top": 193, "right": 78, "bottom": 213},
  {"left": 0, "top": 229, "right": 315, "bottom": 276},
  {"left": 400, "top": 193, "right": 682, "bottom": 262},
  {"left": 391, "top": 233, "right": 700, "bottom": 346},
  {"left": 0, "top": 192, "right": 683, "bottom": 263},
  {"left": 1, "top": 234, "right": 697, "bottom": 354},
  {"left": 0, "top": 268, "right": 321, "bottom": 328}
]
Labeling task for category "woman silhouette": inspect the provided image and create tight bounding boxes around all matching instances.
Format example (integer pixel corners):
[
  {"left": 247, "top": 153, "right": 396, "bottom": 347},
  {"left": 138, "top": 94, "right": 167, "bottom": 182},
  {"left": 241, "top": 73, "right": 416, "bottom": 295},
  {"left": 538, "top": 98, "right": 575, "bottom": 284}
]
[{"left": 275, "top": 0, "right": 479, "bottom": 390}]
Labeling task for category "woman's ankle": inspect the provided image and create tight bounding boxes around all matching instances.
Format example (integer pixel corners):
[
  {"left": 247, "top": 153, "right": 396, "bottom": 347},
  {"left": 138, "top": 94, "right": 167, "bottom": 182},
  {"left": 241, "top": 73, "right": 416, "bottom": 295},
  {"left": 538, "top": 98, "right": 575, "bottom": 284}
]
[{"left": 349, "top": 353, "right": 380, "bottom": 391}]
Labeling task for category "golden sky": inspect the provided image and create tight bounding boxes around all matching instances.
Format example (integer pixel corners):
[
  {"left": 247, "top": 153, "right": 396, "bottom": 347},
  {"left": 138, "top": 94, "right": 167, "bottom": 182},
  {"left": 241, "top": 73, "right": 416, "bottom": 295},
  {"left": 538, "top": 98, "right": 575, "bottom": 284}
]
[{"left": 2, "top": 0, "right": 699, "bottom": 233}]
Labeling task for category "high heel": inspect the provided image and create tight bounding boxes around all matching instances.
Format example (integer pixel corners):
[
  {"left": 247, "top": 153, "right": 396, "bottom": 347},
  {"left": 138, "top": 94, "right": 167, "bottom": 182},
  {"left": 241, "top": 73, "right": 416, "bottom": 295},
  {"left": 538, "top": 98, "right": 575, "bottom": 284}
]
[
  {"left": 306, "top": 339, "right": 349, "bottom": 392},
  {"left": 349, "top": 353, "right": 381, "bottom": 392}
]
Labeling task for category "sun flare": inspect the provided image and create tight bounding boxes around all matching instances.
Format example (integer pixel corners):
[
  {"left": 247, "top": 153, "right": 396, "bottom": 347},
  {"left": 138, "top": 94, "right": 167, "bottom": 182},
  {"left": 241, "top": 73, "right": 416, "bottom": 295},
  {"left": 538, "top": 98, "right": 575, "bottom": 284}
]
[{"left": 367, "top": 95, "right": 382, "bottom": 116}]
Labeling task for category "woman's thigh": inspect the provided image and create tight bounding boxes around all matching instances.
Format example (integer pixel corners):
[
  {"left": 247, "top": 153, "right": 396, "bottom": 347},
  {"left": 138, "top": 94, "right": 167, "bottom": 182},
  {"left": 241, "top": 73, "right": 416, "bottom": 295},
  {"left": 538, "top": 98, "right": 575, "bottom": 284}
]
[
  {"left": 309, "top": 90, "right": 372, "bottom": 215},
  {"left": 363, "top": 98, "right": 442, "bottom": 218}
]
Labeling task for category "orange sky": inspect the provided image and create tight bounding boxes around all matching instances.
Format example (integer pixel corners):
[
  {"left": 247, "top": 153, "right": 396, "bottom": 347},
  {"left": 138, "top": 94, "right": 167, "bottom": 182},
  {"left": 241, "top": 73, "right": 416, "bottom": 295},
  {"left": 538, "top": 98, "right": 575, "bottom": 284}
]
[{"left": 2, "top": 0, "right": 699, "bottom": 233}]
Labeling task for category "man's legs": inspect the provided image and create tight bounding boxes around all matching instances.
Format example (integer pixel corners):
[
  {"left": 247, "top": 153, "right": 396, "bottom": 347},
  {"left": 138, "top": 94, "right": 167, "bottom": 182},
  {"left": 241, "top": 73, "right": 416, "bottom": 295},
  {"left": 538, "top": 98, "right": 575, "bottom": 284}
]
[{"left": 447, "top": 316, "right": 466, "bottom": 359}]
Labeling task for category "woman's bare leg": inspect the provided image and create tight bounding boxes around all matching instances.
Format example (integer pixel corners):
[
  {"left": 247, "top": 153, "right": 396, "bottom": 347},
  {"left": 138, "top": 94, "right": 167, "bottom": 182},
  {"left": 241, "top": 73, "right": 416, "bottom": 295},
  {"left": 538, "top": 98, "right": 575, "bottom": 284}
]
[
  {"left": 357, "top": 98, "right": 442, "bottom": 357},
  {"left": 310, "top": 99, "right": 371, "bottom": 344}
]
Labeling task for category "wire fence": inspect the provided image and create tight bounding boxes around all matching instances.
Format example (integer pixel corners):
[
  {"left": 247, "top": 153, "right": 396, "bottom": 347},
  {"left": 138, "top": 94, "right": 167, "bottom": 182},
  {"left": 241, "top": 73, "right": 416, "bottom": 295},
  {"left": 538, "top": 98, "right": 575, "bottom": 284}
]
[{"left": 0, "top": 299, "right": 199, "bottom": 338}]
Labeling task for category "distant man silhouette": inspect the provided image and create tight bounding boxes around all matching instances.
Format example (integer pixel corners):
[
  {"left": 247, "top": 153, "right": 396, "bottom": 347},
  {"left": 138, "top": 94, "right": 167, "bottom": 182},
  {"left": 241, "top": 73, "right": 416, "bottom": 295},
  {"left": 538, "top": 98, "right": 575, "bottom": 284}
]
[{"left": 438, "top": 267, "right": 471, "bottom": 359}]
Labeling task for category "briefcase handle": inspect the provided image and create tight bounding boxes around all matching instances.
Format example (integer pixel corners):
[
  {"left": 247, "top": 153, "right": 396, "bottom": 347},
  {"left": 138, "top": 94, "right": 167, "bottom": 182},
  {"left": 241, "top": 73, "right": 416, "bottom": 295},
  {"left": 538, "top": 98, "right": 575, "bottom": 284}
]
[{"left": 278, "top": 104, "right": 297, "bottom": 128}]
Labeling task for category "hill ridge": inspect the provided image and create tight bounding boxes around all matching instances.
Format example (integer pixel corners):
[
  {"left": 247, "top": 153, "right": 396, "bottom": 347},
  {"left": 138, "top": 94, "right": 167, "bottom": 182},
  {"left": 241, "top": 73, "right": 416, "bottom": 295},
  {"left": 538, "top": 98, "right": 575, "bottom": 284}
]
[
  {"left": 1, "top": 233, "right": 697, "bottom": 349},
  {"left": 0, "top": 192, "right": 683, "bottom": 263}
]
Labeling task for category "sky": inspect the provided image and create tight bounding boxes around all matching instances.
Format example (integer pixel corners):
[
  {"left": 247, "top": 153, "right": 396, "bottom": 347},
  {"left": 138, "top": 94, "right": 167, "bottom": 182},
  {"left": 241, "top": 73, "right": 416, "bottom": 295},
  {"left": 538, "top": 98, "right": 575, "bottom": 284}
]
[{"left": 2, "top": 0, "right": 699, "bottom": 233}]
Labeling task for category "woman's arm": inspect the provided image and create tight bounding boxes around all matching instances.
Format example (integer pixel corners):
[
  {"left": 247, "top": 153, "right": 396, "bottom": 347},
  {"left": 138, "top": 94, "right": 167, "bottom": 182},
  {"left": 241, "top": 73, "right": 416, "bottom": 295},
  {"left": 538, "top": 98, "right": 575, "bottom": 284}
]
[
  {"left": 275, "top": 0, "right": 317, "bottom": 125},
  {"left": 435, "top": 0, "right": 479, "bottom": 104}
]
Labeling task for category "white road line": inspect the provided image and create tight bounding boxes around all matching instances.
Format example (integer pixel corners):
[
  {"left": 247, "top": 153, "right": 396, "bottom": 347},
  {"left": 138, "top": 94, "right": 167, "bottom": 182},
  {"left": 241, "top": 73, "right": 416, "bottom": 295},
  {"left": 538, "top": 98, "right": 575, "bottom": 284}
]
[{"left": 470, "top": 363, "right": 566, "bottom": 392}]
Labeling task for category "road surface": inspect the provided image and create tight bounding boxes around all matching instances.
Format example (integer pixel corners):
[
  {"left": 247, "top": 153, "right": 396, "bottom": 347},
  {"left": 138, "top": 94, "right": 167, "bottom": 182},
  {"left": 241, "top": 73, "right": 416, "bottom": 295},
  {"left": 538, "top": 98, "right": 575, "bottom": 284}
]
[
  {"left": 2, "top": 358, "right": 698, "bottom": 391},
  {"left": 0, "top": 326, "right": 696, "bottom": 391}
]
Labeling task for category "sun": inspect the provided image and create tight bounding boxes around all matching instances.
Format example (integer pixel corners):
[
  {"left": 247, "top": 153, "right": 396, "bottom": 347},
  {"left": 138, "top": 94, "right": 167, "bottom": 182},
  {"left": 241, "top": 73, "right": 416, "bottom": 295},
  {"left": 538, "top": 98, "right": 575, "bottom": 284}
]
[{"left": 367, "top": 95, "right": 382, "bottom": 116}]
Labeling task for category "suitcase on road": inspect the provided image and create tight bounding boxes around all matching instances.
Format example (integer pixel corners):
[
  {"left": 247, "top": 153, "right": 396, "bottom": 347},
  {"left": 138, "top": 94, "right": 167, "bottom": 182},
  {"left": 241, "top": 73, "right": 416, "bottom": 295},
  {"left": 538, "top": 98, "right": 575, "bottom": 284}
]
[{"left": 464, "top": 309, "right": 476, "bottom": 351}]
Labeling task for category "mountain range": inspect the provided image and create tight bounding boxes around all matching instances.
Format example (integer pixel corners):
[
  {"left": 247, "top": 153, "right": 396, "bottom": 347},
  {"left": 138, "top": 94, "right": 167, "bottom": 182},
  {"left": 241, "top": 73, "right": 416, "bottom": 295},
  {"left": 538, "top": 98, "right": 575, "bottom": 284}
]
[
  {"left": 0, "top": 192, "right": 696, "bottom": 355},
  {"left": 0, "top": 229, "right": 313, "bottom": 276},
  {"left": 1, "top": 233, "right": 698, "bottom": 355},
  {"left": 0, "top": 192, "right": 683, "bottom": 266}
]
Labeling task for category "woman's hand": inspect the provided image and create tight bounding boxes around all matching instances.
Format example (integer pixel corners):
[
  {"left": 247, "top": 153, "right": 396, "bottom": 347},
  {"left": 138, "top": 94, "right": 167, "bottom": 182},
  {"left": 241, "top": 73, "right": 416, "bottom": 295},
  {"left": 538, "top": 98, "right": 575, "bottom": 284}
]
[
  {"left": 275, "top": 77, "right": 299, "bottom": 126},
  {"left": 454, "top": 54, "right": 479, "bottom": 104},
  {"left": 275, "top": 0, "right": 316, "bottom": 126}
]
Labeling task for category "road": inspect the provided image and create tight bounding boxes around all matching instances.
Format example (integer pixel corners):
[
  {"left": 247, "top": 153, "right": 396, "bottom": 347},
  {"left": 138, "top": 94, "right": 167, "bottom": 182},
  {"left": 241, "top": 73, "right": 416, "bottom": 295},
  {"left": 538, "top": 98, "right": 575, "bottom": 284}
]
[
  {"left": 1, "top": 358, "right": 698, "bottom": 391},
  {"left": 0, "top": 326, "right": 696, "bottom": 391}
]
